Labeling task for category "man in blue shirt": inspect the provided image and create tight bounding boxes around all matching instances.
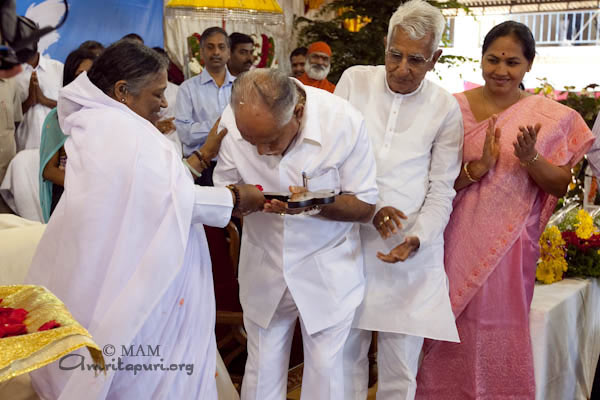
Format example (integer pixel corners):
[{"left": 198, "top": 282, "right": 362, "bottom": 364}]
[{"left": 176, "top": 26, "right": 235, "bottom": 185}]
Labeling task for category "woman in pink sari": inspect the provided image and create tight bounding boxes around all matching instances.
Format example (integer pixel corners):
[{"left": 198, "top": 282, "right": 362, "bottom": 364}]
[{"left": 416, "top": 21, "right": 594, "bottom": 399}]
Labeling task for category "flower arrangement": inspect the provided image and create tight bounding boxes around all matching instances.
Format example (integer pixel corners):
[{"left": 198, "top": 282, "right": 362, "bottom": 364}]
[
  {"left": 251, "top": 34, "right": 276, "bottom": 69},
  {"left": 537, "top": 208, "right": 600, "bottom": 284},
  {"left": 187, "top": 33, "right": 204, "bottom": 77}
]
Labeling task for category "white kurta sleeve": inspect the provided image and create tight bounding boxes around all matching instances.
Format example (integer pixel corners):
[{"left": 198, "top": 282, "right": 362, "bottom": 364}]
[
  {"left": 214, "top": 107, "right": 243, "bottom": 186},
  {"left": 405, "top": 102, "right": 464, "bottom": 247},
  {"left": 191, "top": 186, "right": 233, "bottom": 227}
]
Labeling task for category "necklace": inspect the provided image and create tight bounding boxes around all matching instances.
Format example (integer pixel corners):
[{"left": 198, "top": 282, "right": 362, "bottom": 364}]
[{"left": 481, "top": 86, "right": 522, "bottom": 119}]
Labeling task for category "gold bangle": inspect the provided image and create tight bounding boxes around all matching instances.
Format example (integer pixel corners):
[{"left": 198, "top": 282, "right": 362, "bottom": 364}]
[
  {"left": 520, "top": 152, "right": 540, "bottom": 167},
  {"left": 464, "top": 161, "right": 479, "bottom": 183}
]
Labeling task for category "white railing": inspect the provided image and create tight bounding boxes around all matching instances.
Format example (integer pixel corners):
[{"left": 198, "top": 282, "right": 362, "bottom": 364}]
[
  {"left": 444, "top": 10, "right": 600, "bottom": 47},
  {"left": 511, "top": 10, "right": 600, "bottom": 45},
  {"left": 443, "top": 18, "right": 455, "bottom": 47}
]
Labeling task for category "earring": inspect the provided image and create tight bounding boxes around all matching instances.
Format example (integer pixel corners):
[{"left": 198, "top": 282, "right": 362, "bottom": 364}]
[{"left": 121, "top": 98, "right": 126, "bottom": 103}]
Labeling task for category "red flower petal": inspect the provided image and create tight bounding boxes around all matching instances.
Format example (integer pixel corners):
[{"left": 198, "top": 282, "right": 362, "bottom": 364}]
[
  {"left": 255, "top": 185, "right": 264, "bottom": 191},
  {"left": 0, "top": 323, "right": 27, "bottom": 338},
  {"left": 38, "top": 320, "right": 61, "bottom": 331}
]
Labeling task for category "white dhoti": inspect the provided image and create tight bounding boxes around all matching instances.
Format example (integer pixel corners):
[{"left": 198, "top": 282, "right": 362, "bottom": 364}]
[
  {"left": 241, "top": 289, "right": 354, "bottom": 400},
  {"left": 344, "top": 329, "right": 424, "bottom": 400}
]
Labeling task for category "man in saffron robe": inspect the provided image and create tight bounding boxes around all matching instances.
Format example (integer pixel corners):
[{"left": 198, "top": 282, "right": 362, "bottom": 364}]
[{"left": 298, "top": 41, "right": 336, "bottom": 93}]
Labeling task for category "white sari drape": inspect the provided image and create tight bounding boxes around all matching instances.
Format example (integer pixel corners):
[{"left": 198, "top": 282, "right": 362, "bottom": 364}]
[{"left": 26, "top": 72, "right": 233, "bottom": 399}]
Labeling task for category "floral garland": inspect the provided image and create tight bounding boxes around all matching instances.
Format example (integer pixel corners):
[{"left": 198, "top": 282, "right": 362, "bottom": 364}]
[
  {"left": 537, "top": 209, "right": 600, "bottom": 284},
  {"left": 251, "top": 33, "right": 276, "bottom": 68}
]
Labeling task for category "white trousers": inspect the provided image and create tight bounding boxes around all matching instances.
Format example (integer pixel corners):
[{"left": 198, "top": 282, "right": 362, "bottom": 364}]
[
  {"left": 343, "top": 328, "right": 424, "bottom": 400},
  {"left": 241, "top": 289, "right": 354, "bottom": 400}
]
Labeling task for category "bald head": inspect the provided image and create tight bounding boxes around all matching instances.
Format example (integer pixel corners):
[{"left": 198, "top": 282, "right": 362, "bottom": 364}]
[{"left": 231, "top": 69, "right": 304, "bottom": 156}]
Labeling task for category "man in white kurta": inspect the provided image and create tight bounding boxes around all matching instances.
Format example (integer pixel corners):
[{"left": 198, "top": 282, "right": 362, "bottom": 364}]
[
  {"left": 26, "top": 72, "right": 234, "bottom": 400},
  {"left": 214, "top": 69, "right": 378, "bottom": 400},
  {"left": 156, "top": 80, "right": 183, "bottom": 157},
  {"left": 14, "top": 52, "right": 63, "bottom": 150},
  {"left": 334, "top": 1, "right": 463, "bottom": 398}
]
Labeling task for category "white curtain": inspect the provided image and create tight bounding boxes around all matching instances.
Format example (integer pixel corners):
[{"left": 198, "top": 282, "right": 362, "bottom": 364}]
[{"left": 163, "top": 0, "right": 306, "bottom": 77}]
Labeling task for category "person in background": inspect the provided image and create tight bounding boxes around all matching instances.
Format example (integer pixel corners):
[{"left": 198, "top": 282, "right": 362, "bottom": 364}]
[
  {"left": 0, "top": 68, "right": 23, "bottom": 213},
  {"left": 298, "top": 41, "right": 335, "bottom": 93},
  {"left": 39, "top": 47, "right": 97, "bottom": 222},
  {"left": 227, "top": 32, "right": 254, "bottom": 77},
  {"left": 175, "top": 26, "right": 234, "bottom": 186},
  {"left": 121, "top": 32, "right": 144, "bottom": 44},
  {"left": 14, "top": 18, "right": 63, "bottom": 151},
  {"left": 289, "top": 46, "right": 307, "bottom": 79},
  {"left": 585, "top": 113, "right": 600, "bottom": 176},
  {"left": 416, "top": 21, "right": 595, "bottom": 399},
  {"left": 78, "top": 40, "right": 104, "bottom": 56},
  {"left": 153, "top": 46, "right": 182, "bottom": 155}
]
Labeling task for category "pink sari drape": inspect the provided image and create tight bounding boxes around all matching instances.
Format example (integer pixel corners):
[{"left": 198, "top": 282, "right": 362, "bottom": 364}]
[{"left": 416, "top": 93, "right": 594, "bottom": 399}]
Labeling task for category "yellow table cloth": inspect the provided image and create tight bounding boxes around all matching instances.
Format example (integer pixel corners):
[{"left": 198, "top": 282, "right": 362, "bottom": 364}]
[{"left": 0, "top": 285, "right": 104, "bottom": 383}]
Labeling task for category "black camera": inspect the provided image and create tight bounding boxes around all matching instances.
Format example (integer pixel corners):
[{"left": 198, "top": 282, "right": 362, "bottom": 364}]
[{"left": 0, "top": 0, "right": 68, "bottom": 70}]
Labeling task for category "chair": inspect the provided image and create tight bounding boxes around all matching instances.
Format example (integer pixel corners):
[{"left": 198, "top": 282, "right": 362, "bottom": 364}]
[{"left": 209, "top": 222, "right": 246, "bottom": 389}]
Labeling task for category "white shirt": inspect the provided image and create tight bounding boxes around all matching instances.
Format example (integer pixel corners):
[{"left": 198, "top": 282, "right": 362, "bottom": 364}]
[
  {"left": 160, "top": 81, "right": 179, "bottom": 120},
  {"left": 159, "top": 81, "right": 182, "bottom": 157},
  {"left": 587, "top": 114, "right": 600, "bottom": 177},
  {"left": 14, "top": 55, "right": 63, "bottom": 150},
  {"left": 335, "top": 65, "right": 462, "bottom": 341},
  {"left": 214, "top": 81, "right": 378, "bottom": 335}
]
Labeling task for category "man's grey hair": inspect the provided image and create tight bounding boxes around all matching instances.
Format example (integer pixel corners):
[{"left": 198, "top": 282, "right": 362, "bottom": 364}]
[
  {"left": 387, "top": 0, "right": 446, "bottom": 54},
  {"left": 231, "top": 69, "right": 298, "bottom": 127}
]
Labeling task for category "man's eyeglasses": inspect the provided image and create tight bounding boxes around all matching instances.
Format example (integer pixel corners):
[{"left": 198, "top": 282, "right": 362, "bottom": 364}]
[{"left": 385, "top": 49, "right": 434, "bottom": 68}]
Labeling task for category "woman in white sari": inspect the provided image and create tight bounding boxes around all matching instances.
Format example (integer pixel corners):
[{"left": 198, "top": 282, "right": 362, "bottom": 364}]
[{"left": 26, "top": 40, "right": 264, "bottom": 399}]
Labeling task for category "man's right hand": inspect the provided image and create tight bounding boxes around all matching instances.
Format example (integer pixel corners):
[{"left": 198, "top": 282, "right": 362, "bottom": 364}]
[
  {"left": 232, "top": 184, "right": 265, "bottom": 217},
  {"left": 373, "top": 206, "right": 407, "bottom": 239},
  {"left": 201, "top": 118, "right": 228, "bottom": 160}
]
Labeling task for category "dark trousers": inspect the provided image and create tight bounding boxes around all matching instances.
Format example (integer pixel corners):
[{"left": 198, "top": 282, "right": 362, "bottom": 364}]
[
  {"left": 194, "top": 161, "right": 217, "bottom": 187},
  {"left": 50, "top": 184, "right": 64, "bottom": 217}
]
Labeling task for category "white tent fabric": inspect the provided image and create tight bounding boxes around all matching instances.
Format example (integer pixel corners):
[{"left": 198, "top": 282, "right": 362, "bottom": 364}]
[{"left": 163, "top": 0, "right": 305, "bottom": 78}]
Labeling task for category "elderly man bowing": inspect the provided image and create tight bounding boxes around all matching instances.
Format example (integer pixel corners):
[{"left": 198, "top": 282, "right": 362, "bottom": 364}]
[
  {"left": 335, "top": 0, "right": 463, "bottom": 399},
  {"left": 214, "top": 68, "right": 378, "bottom": 400}
]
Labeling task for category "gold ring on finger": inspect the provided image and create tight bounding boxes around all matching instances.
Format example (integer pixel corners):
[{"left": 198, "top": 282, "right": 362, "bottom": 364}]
[{"left": 382, "top": 216, "right": 390, "bottom": 223}]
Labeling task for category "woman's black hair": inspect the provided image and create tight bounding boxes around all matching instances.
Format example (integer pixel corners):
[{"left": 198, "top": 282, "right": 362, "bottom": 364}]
[
  {"left": 63, "top": 48, "right": 97, "bottom": 86},
  {"left": 78, "top": 40, "right": 104, "bottom": 52},
  {"left": 482, "top": 21, "right": 536, "bottom": 63},
  {"left": 87, "top": 40, "right": 167, "bottom": 96}
]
